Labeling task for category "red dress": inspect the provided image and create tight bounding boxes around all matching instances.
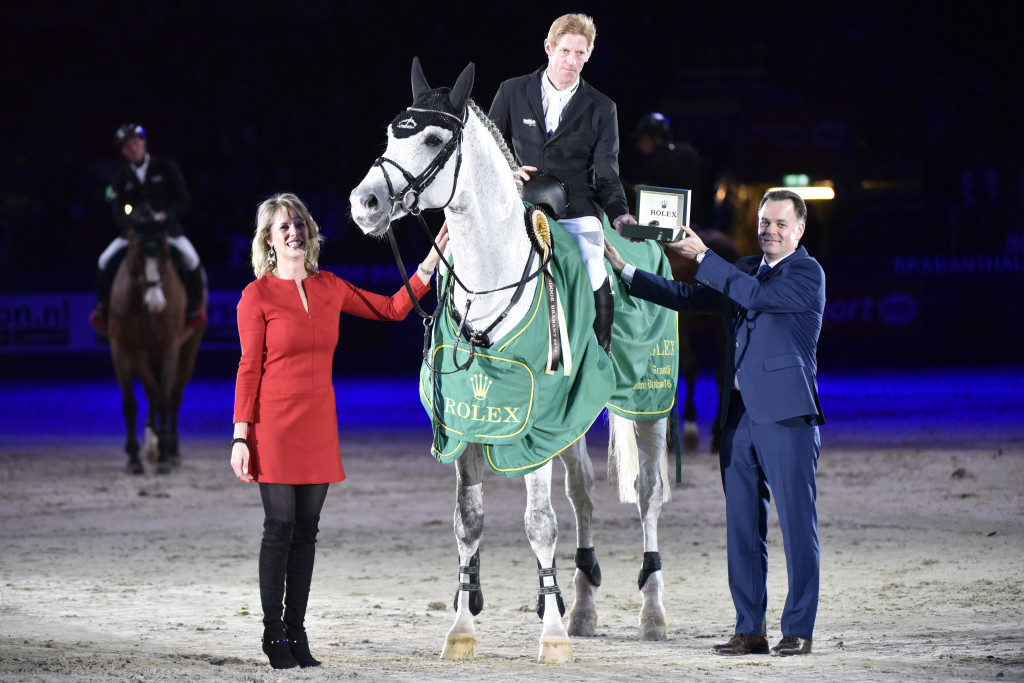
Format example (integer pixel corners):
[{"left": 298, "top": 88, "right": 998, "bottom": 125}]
[{"left": 233, "top": 271, "right": 430, "bottom": 484}]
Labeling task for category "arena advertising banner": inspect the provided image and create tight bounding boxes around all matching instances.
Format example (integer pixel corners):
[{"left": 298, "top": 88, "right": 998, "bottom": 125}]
[
  {"left": 0, "top": 291, "right": 243, "bottom": 354},
  {"left": 1, "top": 252, "right": 1020, "bottom": 366}
]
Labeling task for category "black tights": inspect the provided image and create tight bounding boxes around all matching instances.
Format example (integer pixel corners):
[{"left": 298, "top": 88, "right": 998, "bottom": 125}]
[{"left": 259, "top": 483, "right": 330, "bottom": 523}]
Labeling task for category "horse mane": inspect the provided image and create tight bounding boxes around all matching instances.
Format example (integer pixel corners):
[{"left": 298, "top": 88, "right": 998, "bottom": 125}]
[{"left": 467, "top": 99, "right": 520, "bottom": 183}]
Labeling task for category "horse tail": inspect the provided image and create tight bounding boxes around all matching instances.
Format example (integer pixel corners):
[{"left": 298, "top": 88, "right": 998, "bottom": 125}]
[{"left": 607, "top": 413, "right": 672, "bottom": 505}]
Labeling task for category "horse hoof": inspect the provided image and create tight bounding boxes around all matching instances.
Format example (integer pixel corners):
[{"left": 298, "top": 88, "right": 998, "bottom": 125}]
[
  {"left": 156, "top": 461, "right": 174, "bottom": 475},
  {"left": 440, "top": 634, "right": 477, "bottom": 660},
  {"left": 566, "top": 608, "right": 597, "bottom": 637},
  {"left": 638, "top": 616, "right": 668, "bottom": 641},
  {"left": 537, "top": 637, "right": 572, "bottom": 664},
  {"left": 125, "top": 461, "right": 144, "bottom": 475}
]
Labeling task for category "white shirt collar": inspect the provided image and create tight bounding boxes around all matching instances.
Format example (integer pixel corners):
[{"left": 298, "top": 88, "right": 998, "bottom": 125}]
[
  {"left": 132, "top": 153, "right": 151, "bottom": 184},
  {"left": 541, "top": 74, "right": 579, "bottom": 134}
]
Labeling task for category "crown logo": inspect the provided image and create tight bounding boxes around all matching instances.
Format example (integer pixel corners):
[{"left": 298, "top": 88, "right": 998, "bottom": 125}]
[
  {"left": 470, "top": 373, "right": 493, "bottom": 401},
  {"left": 660, "top": 200, "right": 668, "bottom": 209}
]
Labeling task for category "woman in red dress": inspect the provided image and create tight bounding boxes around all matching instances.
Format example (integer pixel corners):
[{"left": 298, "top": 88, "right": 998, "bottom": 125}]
[{"left": 230, "top": 192, "right": 447, "bottom": 669}]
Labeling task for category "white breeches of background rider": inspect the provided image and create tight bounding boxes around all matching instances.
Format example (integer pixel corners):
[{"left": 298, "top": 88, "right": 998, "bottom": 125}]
[
  {"left": 559, "top": 216, "right": 606, "bottom": 290},
  {"left": 98, "top": 235, "right": 200, "bottom": 271}
]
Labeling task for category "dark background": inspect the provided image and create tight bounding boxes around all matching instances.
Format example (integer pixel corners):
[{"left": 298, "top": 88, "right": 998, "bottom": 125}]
[{"left": 1, "top": 0, "right": 1022, "bottom": 375}]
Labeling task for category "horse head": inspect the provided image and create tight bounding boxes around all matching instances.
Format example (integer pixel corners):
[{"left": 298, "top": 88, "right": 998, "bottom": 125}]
[
  {"left": 350, "top": 58, "right": 475, "bottom": 236},
  {"left": 125, "top": 213, "right": 172, "bottom": 314}
]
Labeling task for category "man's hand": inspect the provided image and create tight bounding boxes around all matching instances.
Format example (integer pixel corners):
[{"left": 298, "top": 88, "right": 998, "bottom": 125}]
[
  {"left": 603, "top": 238, "right": 626, "bottom": 275},
  {"left": 516, "top": 165, "right": 538, "bottom": 183},
  {"left": 663, "top": 227, "right": 708, "bottom": 260},
  {"left": 612, "top": 213, "right": 638, "bottom": 230}
]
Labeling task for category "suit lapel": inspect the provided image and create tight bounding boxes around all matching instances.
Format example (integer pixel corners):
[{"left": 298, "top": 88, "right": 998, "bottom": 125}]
[{"left": 526, "top": 68, "right": 546, "bottom": 131}]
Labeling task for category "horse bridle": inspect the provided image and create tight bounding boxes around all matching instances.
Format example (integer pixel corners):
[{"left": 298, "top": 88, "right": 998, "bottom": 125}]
[
  {"left": 373, "top": 106, "right": 466, "bottom": 217},
  {"left": 374, "top": 106, "right": 550, "bottom": 374}
]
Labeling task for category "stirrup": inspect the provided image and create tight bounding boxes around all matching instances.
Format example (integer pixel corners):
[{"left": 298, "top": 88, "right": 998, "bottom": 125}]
[
  {"left": 89, "top": 305, "right": 108, "bottom": 331},
  {"left": 186, "top": 304, "right": 207, "bottom": 329}
]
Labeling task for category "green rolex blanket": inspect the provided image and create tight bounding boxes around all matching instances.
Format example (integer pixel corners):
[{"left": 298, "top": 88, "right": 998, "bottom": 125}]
[
  {"left": 420, "top": 215, "right": 614, "bottom": 477},
  {"left": 602, "top": 221, "right": 679, "bottom": 420},
  {"left": 419, "top": 210, "right": 677, "bottom": 477}
]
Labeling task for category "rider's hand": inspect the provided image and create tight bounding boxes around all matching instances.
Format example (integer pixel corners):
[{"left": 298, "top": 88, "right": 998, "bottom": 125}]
[{"left": 516, "top": 165, "right": 537, "bottom": 183}]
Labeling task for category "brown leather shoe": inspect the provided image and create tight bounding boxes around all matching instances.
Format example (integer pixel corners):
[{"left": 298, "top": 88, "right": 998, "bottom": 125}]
[
  {"left": 770, "top": 634, "right": 812, "bottom": 656},
  {"left": 712, "top": 633, "right": 769, "bottom": 655}
]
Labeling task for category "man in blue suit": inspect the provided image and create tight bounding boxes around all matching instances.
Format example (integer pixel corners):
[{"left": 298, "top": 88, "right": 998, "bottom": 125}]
[{"left": 604, "top": 189, "right": 825, "bottom": 657}]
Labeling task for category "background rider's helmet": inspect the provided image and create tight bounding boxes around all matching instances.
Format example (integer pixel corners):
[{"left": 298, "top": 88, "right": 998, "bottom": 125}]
[
  {"left": 114, "top": 123, "right": 146, "bottom": 148},
  {"left": 522, "top": 172, "right": 569, "bottom": 219},
  {"left": 632, "top": 112, "right": 673, "bottom": 143}
]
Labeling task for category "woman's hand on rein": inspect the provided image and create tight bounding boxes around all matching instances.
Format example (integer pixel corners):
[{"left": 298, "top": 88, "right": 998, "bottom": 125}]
[{"left": 419, "top": 222, "right": 450, "bottom": 276}]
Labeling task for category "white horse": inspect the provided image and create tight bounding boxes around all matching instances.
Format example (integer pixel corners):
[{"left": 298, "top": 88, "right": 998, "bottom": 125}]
[{"left": 350, "top": 59, "right": 674, "bottom": 663}]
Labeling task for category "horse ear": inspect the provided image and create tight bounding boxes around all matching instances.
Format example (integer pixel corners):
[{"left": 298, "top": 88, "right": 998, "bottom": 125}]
[
  {"left": 449, "top": 62, "right": 475, "bottom": 115},
  {"left": 411, "top": 57, "right": 431, "bottom": 99}
]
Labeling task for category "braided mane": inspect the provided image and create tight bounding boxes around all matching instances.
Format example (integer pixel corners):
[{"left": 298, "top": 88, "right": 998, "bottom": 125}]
[{"left": 467, "top": 99, "right": 520, "bottom": 182}]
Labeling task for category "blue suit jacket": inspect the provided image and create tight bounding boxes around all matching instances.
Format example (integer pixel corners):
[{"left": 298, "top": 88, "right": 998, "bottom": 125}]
[{"left": 629, "top": 247, "right": 825, "bottom": 427}]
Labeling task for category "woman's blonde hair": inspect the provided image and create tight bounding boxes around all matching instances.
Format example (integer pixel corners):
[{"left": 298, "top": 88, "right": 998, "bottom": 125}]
[{"left": 251, "top": 193, "right": 325, "bottom": 278}]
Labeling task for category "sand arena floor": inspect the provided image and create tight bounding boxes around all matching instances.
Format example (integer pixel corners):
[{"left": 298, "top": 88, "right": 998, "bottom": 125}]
[{"left": 0, "top": 368, "right": 1021, "bottom": 681}]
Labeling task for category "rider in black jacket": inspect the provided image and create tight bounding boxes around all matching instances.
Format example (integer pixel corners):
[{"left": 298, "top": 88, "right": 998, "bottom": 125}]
[
  {"left": 91, "top": 123, "right": 206, "bottom": 330},
  {"left": 488, "top": 13, "right": 637, "bottom": 353}
]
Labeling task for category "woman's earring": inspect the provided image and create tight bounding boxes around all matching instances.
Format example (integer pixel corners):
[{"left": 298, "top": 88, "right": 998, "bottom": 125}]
[{"left": 268, "top": 245, "right": 277, "bottom": 265}]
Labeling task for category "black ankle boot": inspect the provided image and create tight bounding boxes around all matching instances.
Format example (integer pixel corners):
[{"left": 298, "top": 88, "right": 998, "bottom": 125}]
[
  {"left": 262, "top": 627, "right": 299, "bottom": 669},
  {"left": 593, "top": 278, "right": 614, "bottom": 354},
  {"left": 286, "top": 628, "right": 321, "bottom": 668}
]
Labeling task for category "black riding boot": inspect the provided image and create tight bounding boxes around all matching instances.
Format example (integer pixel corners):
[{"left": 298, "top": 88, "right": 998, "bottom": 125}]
[
  {"left": 284, "top": 515, "right": 322, "bottom": 667},
  {"left": 593, "top": 277, "right": 614, "bottom": 354},
  {"left": 259, "top": 518, "right": 299, "bottom": 669},
  {"left": 90, "top": 253, "right": 122, "bottom": 330},
  {"left": 184, "top": 266, "right": 206, "bottom": 327}
]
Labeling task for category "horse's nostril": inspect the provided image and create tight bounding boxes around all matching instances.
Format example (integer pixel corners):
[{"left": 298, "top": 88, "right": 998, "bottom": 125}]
[{"left": 364, "top": 194, "right": 379, "bottom": 210}]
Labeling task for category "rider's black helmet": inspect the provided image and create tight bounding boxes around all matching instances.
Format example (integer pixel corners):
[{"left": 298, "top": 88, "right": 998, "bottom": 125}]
[
  {"left": 522, "top": 172, "right": 569, "bottom": 219},
  {"left": 633, "top": 112, "right": 672, "bottom": 143},
  {"left": 114, "top": 123, "right": 146, "bottom": 148}
]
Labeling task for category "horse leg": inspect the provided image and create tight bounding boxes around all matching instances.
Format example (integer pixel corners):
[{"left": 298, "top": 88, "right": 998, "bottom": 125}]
[
  {"left": 634, "top": 417, "right": 669, "bottom": 641},
  {"left": 167, "top": 331, "right": 201, "bottom": 470},
  {"left": 441, "top": 444, "right": 485, "bottom": 661},
  {"left": 524, "top": 462, "right": 571, "bottom": 664},
  {"left": 143, "top": 399, "right": 159, "bottom": 463},
  {"left": 110, "top": 346, "right": 141, "bottom": 474},
  {"left": 679, "top": 316, "right": 700, "bottom": 451},
  {"left": 560, "top": 439, "right": 601, "bottom": 638},
  {"left": 154, "top": 348, "right": 180, "bottom": 474}
]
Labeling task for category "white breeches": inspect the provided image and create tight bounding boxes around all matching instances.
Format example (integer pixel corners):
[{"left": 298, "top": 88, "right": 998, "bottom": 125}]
[
  {"left": 167, "top": 235, "right": 200, "bottom": 270},
  {"left": 98, "top": 235, "right": 200, "bottom": 271},
  {"left": 98, "top": 237, "right": 128, "bottom": 270},
  {"left": 559, "top": 216, "right": 607, "bottom": 290}
]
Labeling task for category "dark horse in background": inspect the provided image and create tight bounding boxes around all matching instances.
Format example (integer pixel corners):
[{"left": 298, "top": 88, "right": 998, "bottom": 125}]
[
  {"left": 106, "top": 210, "right": 205, "bottom": 474},
  {"left": 665, "top": 228, "right": 739, "bottom": 452}
]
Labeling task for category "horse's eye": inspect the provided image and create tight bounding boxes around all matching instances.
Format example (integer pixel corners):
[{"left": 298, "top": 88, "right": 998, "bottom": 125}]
[{"left": 425, "top": 134, "right": 442, "bottom": 147}]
